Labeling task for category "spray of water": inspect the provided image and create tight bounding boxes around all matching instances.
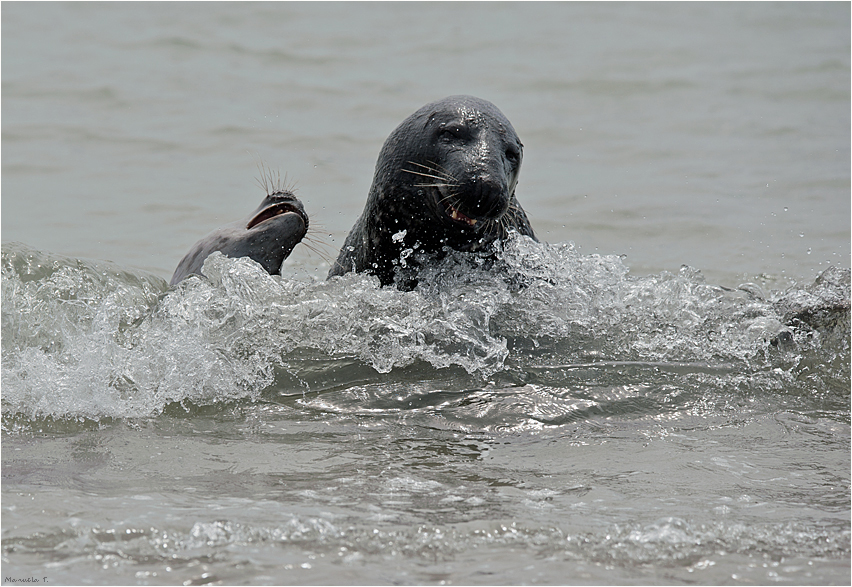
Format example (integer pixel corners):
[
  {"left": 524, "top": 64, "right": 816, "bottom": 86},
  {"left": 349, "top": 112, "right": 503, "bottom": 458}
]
[{"left": 2, "top": 237, "right": 848, "bottom": 421}]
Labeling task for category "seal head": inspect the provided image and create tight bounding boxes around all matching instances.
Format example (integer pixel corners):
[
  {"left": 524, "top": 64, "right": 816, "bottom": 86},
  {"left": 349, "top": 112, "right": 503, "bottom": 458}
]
[
  {"left": 329, "top": 95, "right": 536, "bottom": 287},
  {"left": 170, "top": 190, "right": 308, "bottom": 286}
]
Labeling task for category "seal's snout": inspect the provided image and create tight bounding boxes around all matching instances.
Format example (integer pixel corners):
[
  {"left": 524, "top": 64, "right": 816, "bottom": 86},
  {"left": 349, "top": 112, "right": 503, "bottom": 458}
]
[
  {"left": 246, "top": 191, "right": 308, "bottom": 231},
  {"left": 443, "top": 174, "right": 508, "bottom": 228},
  {"left": 467, "top": 174, "right": 510, "bottom": 219}
]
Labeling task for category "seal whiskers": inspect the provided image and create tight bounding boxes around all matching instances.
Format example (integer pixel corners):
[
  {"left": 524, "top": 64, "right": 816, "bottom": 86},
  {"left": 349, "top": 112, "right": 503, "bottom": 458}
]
[
  {"left": 255, "top": 161, "right": 297, "bottom": 197},
  {"left": 402, "top": 161, "right": 460, "bottom": 189},
  {"left": 298, "top": 224, "right": 335, "bottom": 265}
]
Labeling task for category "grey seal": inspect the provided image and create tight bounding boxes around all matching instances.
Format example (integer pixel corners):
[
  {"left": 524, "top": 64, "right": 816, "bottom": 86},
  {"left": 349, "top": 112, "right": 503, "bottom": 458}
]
[
  {"left": 170, "top": 189, "right": 308, "bottom": 286},
  {"left": 328, "top": 95, "right": 536, "bottom": 288}
]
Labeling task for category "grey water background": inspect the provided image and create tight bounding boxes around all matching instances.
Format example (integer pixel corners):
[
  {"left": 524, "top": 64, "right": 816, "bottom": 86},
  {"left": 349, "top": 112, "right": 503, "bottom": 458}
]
[{"left": 1, "top": 2, "right": 850, "bottom": 586}]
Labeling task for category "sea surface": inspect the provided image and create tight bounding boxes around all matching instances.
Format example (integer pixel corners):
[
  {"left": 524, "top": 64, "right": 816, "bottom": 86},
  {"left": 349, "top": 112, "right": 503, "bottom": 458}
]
[{"left": 2, "top": 2, "right": 850, "bottom": 585}]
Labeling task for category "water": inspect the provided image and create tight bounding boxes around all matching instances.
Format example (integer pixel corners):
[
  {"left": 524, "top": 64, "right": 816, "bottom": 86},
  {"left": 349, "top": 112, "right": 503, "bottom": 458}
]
[{"left": 2, "top": 3, "right": 850, "bottom": 585}]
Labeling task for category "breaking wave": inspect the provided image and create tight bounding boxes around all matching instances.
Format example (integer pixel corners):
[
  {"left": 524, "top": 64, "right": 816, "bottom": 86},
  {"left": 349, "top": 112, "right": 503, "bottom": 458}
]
[{"left": 2, "top": 236, "right": 849, "bottom": 422}]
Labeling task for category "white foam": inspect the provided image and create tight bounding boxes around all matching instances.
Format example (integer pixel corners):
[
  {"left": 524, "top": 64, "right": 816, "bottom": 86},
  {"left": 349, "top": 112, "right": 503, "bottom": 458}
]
[{"left": 2, "top": 240, "right": 848, "bottom": 421}]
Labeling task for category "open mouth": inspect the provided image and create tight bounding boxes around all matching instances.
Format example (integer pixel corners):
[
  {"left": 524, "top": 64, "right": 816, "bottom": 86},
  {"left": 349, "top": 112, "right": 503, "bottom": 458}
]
[
  {"left": 446, "top": 204, "right": 478, "bottom": 227},
  {"left": 246, "top": 202, "right": 307, "bottom": 230}
]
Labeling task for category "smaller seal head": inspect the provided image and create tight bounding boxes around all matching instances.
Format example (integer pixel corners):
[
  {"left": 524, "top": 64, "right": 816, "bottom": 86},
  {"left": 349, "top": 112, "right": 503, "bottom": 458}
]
[{"left": 170, "top": 190, "right": 308, "bottom": 286}]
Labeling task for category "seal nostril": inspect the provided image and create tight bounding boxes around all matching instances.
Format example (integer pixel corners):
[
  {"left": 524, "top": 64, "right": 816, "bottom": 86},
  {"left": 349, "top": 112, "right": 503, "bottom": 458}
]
[{"left": 465, "top": 176, "right": 508, "bottom": 217}]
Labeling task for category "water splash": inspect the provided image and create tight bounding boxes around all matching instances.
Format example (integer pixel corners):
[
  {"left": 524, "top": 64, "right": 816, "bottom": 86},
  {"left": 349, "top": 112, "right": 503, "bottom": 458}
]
[{"left": 2, "top": 238, "right": 848, "bottom": 422}]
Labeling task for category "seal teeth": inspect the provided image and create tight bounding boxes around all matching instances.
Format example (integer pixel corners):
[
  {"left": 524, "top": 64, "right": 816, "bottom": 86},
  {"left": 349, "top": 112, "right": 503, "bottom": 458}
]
[{"left": 449, "top": 206, "right": 477, "bottom": 226}]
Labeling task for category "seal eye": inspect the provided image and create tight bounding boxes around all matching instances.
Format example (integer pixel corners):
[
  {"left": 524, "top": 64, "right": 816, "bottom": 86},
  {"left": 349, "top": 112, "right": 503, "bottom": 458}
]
[
  {"left": 505, "top": 145, "right": 521, "bottom": 164},
  {"left": 439, "top": 124, "right": 466, "bottom": 141}
]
